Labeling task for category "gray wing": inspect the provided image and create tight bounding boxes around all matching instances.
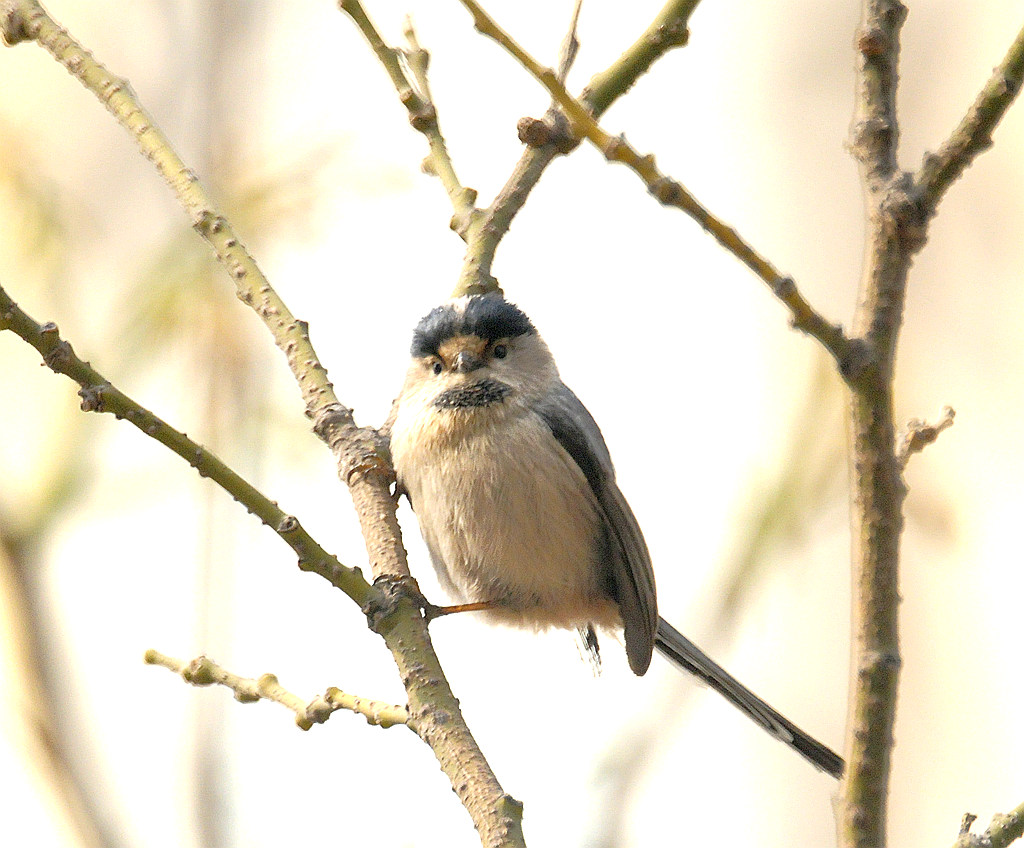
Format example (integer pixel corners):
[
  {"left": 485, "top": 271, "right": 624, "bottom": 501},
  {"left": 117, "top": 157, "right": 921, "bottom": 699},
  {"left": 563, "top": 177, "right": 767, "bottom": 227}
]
[{"left": 536, "top": 383, "right": 657, "bottom": 675}]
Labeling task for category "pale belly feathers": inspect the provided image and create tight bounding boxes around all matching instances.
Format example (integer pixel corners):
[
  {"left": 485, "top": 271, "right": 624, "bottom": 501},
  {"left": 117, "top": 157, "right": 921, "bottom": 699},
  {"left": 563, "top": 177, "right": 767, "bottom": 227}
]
[{"left": 391, "top": 404, "right": 621, "bottom": 633}]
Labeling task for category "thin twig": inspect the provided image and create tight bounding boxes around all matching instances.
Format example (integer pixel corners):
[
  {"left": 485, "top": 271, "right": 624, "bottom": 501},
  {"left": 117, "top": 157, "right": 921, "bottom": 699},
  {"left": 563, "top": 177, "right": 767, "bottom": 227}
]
[
  {"left": 915, "top": 22, "right": 1024, "bottom": 214},
  {"left": 954, "top": 803, "right": 1024, "bottom": 848},
  {"left": 897, "top": 406, "right": 955, "bottom": 468},
  {"left": 339, "top": 0, "right": 479, "bottom": 237},
  {"left": 457, "top": 0, "right": 700, "bottom": 297},
  {"left": 555, "top": 0, "right": 583, "bottom": 84},
  {"left": 144, "top": 651, "right": 410, "bottom": 730},
  {"left": 578, "top": 0, "right": 692, "bottom": 114},
  {"left": 454, "top": 0, "right": 852, "bottom": 366}
]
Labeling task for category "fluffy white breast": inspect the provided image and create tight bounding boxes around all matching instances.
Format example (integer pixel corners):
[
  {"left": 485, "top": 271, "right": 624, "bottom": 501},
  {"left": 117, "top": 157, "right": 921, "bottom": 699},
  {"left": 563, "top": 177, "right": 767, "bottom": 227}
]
[{"left": 390, "top": 395, "right": 620, "bottom": 633}]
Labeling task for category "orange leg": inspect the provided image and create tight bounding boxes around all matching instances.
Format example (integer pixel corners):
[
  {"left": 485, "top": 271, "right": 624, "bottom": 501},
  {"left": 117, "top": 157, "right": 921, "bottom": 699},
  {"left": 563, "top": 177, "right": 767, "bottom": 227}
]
[{"left": 422, "top": 600, "right": 496, "bottom": 622}]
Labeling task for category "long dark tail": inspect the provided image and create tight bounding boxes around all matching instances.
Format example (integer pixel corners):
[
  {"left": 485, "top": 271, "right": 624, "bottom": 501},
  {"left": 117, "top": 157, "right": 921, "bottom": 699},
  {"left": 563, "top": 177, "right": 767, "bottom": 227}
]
[{"left": 655, "top": 618, "right": 844, "bottom": 779}]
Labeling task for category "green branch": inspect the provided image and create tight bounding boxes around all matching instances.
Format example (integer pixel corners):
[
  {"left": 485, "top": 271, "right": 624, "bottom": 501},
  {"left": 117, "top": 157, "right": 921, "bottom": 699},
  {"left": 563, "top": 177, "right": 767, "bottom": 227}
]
[
  {"left": 145, "top": 650, "right": 410, "bottom": 730},
  {"left": 1, "top": 0, "right": 353, "bottom": 447},
  {"left": 1, "top": 5, "right": 525, "bottom": 844},
  {"left": 339, "top": 1, "right": 479, "bottom": 238},
  {"left": 0, "top": 283, "right": 368, "bottom": 603},
  {"left": 453, "top": 0, "right": 852, "bottom": 365}
]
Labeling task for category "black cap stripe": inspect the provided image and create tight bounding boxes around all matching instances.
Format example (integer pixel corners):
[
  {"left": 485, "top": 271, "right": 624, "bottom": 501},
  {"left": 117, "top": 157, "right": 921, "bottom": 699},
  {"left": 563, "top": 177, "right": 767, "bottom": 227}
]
[{"left": 411, "top": 295, "right": 535, "bottom": 358}]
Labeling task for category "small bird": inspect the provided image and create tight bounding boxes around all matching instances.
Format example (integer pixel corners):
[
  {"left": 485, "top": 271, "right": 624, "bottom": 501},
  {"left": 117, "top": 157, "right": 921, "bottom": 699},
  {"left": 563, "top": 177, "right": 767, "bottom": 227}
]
[{"left": 387, "top": 293, "right": 842, "bottom": 779}]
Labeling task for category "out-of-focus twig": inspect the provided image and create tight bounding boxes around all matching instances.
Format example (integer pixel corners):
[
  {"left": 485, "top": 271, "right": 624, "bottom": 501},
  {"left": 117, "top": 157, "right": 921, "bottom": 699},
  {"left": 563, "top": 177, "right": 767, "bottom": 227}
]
[
  {"left": 954, "top": 803, "right": 1024, "bottom": 848},
  {"left": 915, "top": 22, "right": 1024, "bottom": 212},
  {"left": 897, "top": 406, "right": 955, "bottom": 468}
]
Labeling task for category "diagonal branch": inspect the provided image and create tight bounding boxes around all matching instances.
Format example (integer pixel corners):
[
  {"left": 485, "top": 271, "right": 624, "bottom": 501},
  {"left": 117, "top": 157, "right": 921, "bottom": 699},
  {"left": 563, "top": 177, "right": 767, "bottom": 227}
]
[
  {"left": 339, "top": 0, "right": 698, "bottom": 298},
  {"left": 1, "top": 0, "right": 386, "bottom": 510},
  {"left": 914, "top": 20, "right": 1024, "bottom": 214},
  {"left": 339, "top": 1, "right": 479, "bottom": 238},
  {"left": 580, "top": 2, "right": 693, "bottom": 113},
  {"left": 472, "top": 0, "right": 696, "bottom": 284},
  {"left": 0, "top": 283, "right": 368, "bottom": 602},
  {"left": 453, "top": 0, "right": 853, "bottom": 367},
  {"left": 338, "top": 0, "right": 699, "bottom": 297},
  {"left": 954, "top": 803, "right": 1024, "bottom": 848},
  {"left": 1, "top": 5, "right": 523, "bottom": 845}
]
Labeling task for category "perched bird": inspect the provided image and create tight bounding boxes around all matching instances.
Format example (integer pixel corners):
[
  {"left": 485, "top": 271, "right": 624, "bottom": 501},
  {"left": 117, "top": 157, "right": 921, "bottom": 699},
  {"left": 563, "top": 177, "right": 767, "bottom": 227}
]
[{"left": 387, "top": 293, "right": 842, "bottom": 779}]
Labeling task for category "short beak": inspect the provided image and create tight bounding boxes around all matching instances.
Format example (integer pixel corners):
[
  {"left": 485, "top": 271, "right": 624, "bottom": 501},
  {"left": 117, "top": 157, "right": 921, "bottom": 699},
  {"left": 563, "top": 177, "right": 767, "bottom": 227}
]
[{"left": 452, "top": 350, "right": 485, "bottom": 373}]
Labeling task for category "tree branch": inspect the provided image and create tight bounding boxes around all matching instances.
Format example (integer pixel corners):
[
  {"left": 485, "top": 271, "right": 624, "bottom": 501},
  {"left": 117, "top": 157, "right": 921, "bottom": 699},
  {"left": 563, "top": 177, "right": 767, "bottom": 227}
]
[
  {"left": 435, "top": 0, "right": 697, "bottom": 296},
  {"left": 0, "top": 1, "right": 387, "bottom": 505},
  {"left": 896, "top": 406, "right": 955, "bottom": 468},
  {"left": 452, "top": 0, "right": 852, "bottom": 366},
  {"left": 339, "top": 0, "right": 698, "bottom": 298},
  {"left": 1, "top": 5, "right": 523, "bottom": 845},
  {"left": 915, "top": 21, "right": 1024, "bottom": 214},
  {"left": 339, "top": 1, "right": 479, "bottom": 238},
  {"left": 144, "top": 651, "right": 410, "bottom": 730},
  {"left": 0, "top": 282, "right": 367, "bottom": 602},
  {"left": 848, "top": 2, "right": 905, "bottom": 189},
  {"left": 842, "top": 10, "right": 1024, "bottom": 848},
  {"left": 841, "top": 4, "right": 910, "bottom": 848},
  {"left": 954, "top": 803, "right": 1024, "bottom": 848}
]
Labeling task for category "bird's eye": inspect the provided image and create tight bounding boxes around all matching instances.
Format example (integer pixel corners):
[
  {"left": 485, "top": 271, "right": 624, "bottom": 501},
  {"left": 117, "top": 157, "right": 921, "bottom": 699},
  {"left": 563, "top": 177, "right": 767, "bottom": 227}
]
[
  {"left": 432, "top": 361, "right": 443, "bottom": 375},
  {"left": 493, "top": 344, "right": 508, "bottom": 359}
]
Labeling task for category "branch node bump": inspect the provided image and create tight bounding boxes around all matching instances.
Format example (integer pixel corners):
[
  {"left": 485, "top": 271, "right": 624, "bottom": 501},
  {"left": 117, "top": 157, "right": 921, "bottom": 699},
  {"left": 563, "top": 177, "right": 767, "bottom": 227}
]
[
  {"left": 311, "top": 402, "right": 354, "bottom": 438},
  {"left": 856, "top": 26, "right": 888, "bottom": 58},
  {"left": 363, "top": 574, "right": 425, "bottom": 633},
  {"left": 960, "top": 813, "right": 978, "bottom": 836},
  {"left": 838, "top": 338, "right": 875, "bottom": 385},
  {"left": 849, "top": 117, "right": 894, "bottom": 163},
  {"left": 41, "top": 332, "right": 73, "bottom": 371},
  {"left": 516, "top": 115, "right": 575, "bottom": 153},
  {"left": 78, "top": 384, "right": 107, "bottom": 413},
  {"left": 1, "top": 2, "right": 30, "bottom": 46},
  {"left": 183, "top": 656, "right": 217, "bottom": 686},
  {"left": 602, "top": 134, "right": 627, "bottom": 161},
  {"left": 649, "top": 177, "right": 683, "bottom": 206},
  {"left": 771, "top": 275, "right": 797, "bottom": 299},
  {"left": 653, "top": 20, "right": 689, "bottom": 50},
  {"left": 516, "top": 116, "right": 552, "bottom": 148},
  {"left": 408, "top": 102, "right": 437, "bottom": 132}
]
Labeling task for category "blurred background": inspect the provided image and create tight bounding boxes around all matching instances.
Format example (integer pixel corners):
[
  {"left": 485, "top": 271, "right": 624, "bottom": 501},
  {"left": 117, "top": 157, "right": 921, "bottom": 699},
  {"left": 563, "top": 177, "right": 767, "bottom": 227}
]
[{"left": 1, "top": 1, "right": 1022, "bottom": 846}]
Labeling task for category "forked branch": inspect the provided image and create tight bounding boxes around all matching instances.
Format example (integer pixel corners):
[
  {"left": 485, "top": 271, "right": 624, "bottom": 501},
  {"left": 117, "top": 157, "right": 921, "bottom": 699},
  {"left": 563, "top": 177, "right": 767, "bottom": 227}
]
[{"left": 453, "top": 0, "right": 852, "bottom": 366}]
